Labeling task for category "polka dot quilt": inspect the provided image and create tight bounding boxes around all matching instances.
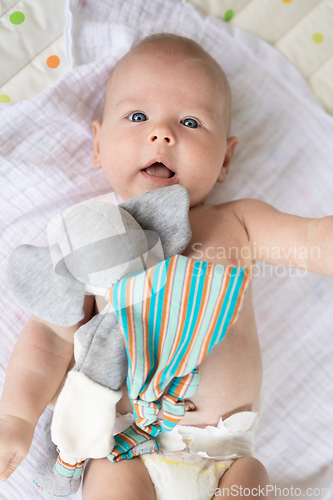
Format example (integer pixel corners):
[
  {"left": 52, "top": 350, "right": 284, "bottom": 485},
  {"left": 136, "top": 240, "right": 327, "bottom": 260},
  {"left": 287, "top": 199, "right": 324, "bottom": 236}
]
[
  {"left": 1, "top": 0, "right": 333, "bottom": 115},
  {"left": 0, "top": 0, "right": 68, "bottom": 105}
]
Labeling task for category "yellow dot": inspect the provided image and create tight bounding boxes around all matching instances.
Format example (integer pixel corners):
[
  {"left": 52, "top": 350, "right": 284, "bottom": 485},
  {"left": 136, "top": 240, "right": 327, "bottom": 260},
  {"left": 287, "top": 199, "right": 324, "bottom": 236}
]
[
  {"left": 46, "top": 55, "right": 60, "bottom": 69},
  {"left": 0, "top": 94, "right": 11, "bottom": 103},
  {"left": 313, "top": 33, "right": 324, "bottom": 44},
  {"left": 282, "top": 0, "right": 293, "bottom": 3}
]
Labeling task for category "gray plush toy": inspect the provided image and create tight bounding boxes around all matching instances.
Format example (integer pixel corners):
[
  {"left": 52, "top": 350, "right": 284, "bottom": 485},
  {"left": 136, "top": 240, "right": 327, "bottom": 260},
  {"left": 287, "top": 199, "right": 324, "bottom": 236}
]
[{"left": 7, "top": 185, "right": 192, "bottom": 497}]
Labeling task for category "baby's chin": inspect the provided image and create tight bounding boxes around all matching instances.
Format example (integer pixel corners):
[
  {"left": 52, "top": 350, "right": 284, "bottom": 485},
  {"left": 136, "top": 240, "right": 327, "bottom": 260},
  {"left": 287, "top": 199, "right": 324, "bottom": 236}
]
[
  {"left": 189, "top": 193, "right": 208, "bottom": 208},
  {"left": 115, "top": 182, "right": 206, "bottom": 207},
  {"left": 115, "top": 186, "right": 161, "bottom": 202}
]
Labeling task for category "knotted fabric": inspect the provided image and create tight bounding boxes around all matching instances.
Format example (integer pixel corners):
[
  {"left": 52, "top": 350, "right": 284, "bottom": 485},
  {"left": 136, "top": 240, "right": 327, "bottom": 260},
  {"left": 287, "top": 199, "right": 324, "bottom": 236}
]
[{"left": 108, "top": 255, "right": 249, "bottom": 461}]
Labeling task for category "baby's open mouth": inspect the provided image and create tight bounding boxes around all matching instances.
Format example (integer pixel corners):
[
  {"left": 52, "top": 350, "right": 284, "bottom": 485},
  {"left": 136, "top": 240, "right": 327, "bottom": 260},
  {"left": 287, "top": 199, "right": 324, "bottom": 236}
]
[{"left": 143, "top": 162, "right": 175, "bottom": 178}]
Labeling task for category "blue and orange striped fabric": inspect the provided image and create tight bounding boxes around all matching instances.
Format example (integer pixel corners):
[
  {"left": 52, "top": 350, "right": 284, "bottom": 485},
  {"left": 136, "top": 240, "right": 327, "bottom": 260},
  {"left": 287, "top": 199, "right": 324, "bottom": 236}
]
[{"left": 109, "top": 255, "right": 249, "bottom": 443}]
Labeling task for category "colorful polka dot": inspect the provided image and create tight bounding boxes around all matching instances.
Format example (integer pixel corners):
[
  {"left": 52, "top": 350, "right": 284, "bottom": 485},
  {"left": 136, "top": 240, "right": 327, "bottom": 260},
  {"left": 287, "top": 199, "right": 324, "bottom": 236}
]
[
  {"left": 0, "top": 94, "right": 11, "bottom": 103},
  {"left": 9, "top": 11, "right": 25, "bottom": 25},
  {"left": 313, "top": 33, "right": 324, "bottom": 44},
  {"left": 224, "top": 10, "right": 234, "bottom": 22},
  {"left": 46, "top": 55, "right": 60, "bottom": 69},
  {"left": 282, "top": 0, "right": 293, "bottom": 3}
]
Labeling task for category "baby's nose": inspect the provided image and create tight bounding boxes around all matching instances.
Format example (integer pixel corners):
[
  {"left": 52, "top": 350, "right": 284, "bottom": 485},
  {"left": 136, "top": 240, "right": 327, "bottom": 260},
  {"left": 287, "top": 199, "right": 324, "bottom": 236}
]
[
  {"left": 148, "top": 124, "right": 175, "bottom": 145},
  {"left": 150, "top": 135, "right": 172, "bottom": 144}
]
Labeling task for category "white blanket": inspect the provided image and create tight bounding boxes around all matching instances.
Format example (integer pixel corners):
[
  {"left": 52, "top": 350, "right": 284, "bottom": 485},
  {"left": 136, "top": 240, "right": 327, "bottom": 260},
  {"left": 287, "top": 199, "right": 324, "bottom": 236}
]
[{"left": 1, "top": 0, "right": 333, "bottom": 498}]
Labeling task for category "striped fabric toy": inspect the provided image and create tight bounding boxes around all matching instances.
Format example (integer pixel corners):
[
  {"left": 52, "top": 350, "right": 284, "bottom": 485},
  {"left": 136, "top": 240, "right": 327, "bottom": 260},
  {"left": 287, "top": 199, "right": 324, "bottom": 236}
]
[{"left": 108, "top": 254, "right": 249, "bottom": 461}]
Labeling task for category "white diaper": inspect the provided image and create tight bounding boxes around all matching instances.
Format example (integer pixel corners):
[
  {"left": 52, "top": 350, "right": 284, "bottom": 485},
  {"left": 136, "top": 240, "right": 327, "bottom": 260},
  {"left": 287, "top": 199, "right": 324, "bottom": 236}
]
[{"left": 139, "top": 410, "right": 260, "bottom": 500}]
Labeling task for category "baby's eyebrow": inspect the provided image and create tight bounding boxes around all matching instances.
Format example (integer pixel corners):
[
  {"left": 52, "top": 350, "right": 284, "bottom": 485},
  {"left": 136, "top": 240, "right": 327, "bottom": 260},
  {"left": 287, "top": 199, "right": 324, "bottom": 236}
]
[
  {"left": 116, "top": 99, "right": 140, "bottom": 108},
  {"left": 190, "top": 105, "right": 215, "bottom": 117},
  {"left": 115, "top": 98, "right": 216, "bottom": 120}
]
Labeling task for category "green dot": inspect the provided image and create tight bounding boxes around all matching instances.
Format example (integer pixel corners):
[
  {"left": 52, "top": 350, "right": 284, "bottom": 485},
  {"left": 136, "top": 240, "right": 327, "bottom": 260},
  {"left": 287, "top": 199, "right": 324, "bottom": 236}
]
[
  {"left": 10, "top": 11, "right": 25, "bottom": 25},
  {"left": 0, "top": 94, "right": 11, "bottom": 103},
  {"left": 313, "top": 33, "right": 324, "bottom": 44},
  {"left": 224, "top": 9, "right": 234, "bottom": 22}
]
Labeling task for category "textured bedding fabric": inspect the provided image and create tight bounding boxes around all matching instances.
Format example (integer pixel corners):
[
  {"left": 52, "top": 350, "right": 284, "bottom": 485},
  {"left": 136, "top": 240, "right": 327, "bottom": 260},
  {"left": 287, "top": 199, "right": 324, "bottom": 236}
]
[
  {"left": 1, "top": 0, "right": 333, "bottom": 499},
  {"left": 1, "top": 0, "right": 333, "bottom": 114},
  {"left": 0, "top": 0, "right": 68, "bottom": 105}
]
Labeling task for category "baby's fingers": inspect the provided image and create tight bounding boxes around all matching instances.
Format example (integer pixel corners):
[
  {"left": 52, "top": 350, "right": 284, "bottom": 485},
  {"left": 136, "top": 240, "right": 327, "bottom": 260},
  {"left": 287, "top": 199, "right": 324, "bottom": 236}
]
[
  {"left": 0, "top": 415, "right": 34, "bottom": 481},
  {"left": 0, "top": 452, "right": 22, "bottom": 481}
]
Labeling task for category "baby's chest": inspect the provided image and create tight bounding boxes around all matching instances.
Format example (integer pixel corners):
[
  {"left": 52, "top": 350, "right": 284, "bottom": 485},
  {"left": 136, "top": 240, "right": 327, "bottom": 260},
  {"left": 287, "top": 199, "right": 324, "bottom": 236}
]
[{"left": 182, "top": 205, "right": 252, "bottom": 268}]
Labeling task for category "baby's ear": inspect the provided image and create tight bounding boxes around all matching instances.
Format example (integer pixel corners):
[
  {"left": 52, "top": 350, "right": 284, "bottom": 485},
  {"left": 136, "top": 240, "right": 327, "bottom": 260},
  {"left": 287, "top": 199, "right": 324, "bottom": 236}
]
[
  {"left": 217, "top": 136, "right": 238, "bottom": 183},
  {"left": 92, "top": 120, "right": 102, "bottom": 170}
]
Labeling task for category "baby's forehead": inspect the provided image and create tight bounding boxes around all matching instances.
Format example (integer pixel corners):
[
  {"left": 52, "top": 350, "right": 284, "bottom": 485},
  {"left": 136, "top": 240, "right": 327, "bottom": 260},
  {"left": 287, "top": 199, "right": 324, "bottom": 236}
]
[
  {"left": 112, "top": 44, "right": 224, "bottom": 87},
  {"left": 103, "top": 39, "right": 231, "bottom": 126}
]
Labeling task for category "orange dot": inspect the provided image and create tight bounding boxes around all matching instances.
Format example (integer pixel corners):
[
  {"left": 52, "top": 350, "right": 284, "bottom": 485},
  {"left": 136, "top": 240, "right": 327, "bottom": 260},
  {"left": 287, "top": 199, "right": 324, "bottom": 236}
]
[
  {"left": 282, "top": 0, "right": 293, "bottom": 3},
  {"left": 46, "top": 55, "right": 60, "bottom": 69}
]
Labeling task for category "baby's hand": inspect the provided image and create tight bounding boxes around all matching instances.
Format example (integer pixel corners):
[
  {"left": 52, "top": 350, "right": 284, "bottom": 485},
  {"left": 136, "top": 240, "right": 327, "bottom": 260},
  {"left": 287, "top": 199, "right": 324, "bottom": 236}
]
[{"left": 0, "top": 414, "right": 34, "bottom": 481}]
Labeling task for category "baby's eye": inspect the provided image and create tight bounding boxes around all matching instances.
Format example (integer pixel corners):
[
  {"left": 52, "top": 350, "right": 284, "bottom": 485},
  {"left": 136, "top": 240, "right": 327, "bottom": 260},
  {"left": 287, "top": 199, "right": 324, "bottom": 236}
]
[
  {"left": 181, "top": 117, "right": 200, "bottom": 128},
  {"left": 128, "top": 112, "right": 147, "bottom": 122}
]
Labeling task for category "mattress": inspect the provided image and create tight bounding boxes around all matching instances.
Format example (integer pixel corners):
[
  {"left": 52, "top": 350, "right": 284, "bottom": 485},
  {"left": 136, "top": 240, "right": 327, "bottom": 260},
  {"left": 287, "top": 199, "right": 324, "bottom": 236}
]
[
  {"left": 1, "top": 0, "right": 333, "bottom": 115},
  {"left": 1, "top": 1, "right": 333, "bottom": 499}
]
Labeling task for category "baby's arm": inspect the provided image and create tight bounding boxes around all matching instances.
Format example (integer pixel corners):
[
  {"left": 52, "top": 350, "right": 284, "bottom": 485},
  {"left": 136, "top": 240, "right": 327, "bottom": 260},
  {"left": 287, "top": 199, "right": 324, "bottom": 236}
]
[
  {"left": 0, "top": 295, "right": 95, "bottom": 482},
  {"left": 235, "top": 199, "right": 333, "bottom": 275}
]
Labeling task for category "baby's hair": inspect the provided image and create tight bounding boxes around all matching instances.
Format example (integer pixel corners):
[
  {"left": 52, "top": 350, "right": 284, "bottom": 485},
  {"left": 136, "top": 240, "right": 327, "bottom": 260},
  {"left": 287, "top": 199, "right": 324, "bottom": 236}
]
[{"left": 103, "top": 33, "right": 231, "bottom": 131}]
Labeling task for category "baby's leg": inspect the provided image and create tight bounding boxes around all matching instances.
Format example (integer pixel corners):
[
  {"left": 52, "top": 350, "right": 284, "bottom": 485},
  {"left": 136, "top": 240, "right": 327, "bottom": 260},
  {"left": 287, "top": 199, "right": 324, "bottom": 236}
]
[
  {"left": 82, "top": 456, "right": 155, "bottom": 500},
  {"left": 213, "top": 457, "right": 270, "bottom": 499}
]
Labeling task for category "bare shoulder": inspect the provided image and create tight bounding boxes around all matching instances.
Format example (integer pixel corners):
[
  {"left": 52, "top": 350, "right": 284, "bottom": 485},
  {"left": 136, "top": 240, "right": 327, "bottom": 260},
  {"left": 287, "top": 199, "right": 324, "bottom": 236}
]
[
  {"left": 211, "top": 198, "right": 272, "bottom": 219},
  {"left": 194, "top": 198, "right": 259, "bottom": 234},
  {"left": 188, "top": 200, "right": 244, "bottom": 234},
  {"left": 217, "top": 198, "right": 317, "bottom": 268},
  {"left": 185, "top": 200, "right": 254, "bottom": 268},
  {"left": 190, "top": 199, "right": 248, "bottom": 220},
  {"left": 211, "top": 197, "right": 286, "bottom": 237}
]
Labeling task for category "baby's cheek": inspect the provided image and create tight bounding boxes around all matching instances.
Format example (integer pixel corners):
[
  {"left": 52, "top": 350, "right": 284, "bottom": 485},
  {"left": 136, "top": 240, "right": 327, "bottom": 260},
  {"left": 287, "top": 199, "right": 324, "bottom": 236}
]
[{"left": 101, "top": 145, "right": 124, "bottom": 172}]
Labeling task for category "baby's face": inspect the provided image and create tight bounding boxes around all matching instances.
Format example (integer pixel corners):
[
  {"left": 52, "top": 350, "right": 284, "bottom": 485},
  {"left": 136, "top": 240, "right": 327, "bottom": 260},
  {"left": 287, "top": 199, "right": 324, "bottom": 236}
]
[{"left": 92, "top": 50, "right": 236, "bottom": 207}]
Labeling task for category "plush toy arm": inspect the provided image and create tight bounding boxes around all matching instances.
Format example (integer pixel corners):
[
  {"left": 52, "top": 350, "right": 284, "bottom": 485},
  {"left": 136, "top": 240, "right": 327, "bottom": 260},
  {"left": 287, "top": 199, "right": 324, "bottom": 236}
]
[
  {"left": 33, "top": 309, "right": 127, "bottom": 496},
  {"left": 33, "top": 366, "right": 123, "bottom": 497},
  {"left": 52, "top": 308, "right": 127, "bottom": 460},
  {"left": 6, "top": 245, "right": 86, "bottom": 326},
  {"left": 73, "top": 304, "right": 127, "bottom": 389}
]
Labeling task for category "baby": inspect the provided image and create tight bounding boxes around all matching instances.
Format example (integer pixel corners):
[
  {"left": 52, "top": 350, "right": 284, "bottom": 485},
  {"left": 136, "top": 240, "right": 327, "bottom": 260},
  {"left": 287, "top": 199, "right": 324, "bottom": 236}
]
[{"left": 1, "top": 33, "right": 332, "bottom": 500}]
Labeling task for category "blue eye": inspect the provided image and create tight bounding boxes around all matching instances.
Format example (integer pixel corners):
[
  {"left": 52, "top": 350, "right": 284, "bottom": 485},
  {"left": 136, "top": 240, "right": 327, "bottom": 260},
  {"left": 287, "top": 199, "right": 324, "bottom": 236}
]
[
  {"left": 129, "top": 112, "right": 147, "bottom": 122},
  {"left": 182, "top": 117, "right": 199, "bottom": 128}
]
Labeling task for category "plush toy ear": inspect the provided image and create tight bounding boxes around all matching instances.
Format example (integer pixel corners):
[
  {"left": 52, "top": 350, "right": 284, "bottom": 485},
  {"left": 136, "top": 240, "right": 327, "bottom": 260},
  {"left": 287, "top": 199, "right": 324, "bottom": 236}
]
[
  {"left": 6, "top": 245, "right": 86, "bottom": 326},
  {"left": 6, "top": 186, "right": 191, "bottom": 326},
  {"left": 120, "top": 185, "right": 191, "bottom": 259},
  {"left": 6, "top": 200, "right": 146, "bottom": 326}
]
